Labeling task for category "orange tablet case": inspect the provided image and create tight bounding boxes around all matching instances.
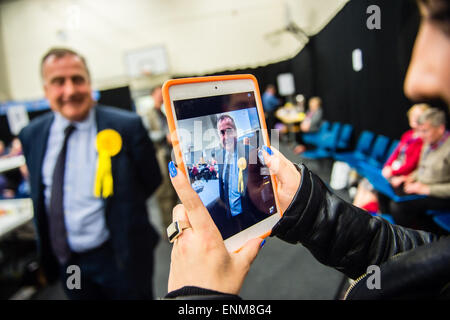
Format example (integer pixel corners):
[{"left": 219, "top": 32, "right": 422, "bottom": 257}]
[{"left": 162, "top": 74, "right": 282, "bottom": 240}]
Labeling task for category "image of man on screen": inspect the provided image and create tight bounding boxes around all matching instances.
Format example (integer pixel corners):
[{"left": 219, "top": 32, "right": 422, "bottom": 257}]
[{"left": 209, "top": 113, "right": 273, "bottom": 239}]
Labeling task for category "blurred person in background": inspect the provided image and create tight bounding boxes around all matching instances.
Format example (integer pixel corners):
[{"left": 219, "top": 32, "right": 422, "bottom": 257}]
[
  {"left": 147, "top": 85, "right": 178, "bottom": 230},
  {"left": 293, "top": 96, "right": 323, "bottom": 154},
  {"left": 382, "top": 103, "right": 430, "bottom": 180},
  {"left": 262, "top": 84, "right": 281, "bottom": 138}
]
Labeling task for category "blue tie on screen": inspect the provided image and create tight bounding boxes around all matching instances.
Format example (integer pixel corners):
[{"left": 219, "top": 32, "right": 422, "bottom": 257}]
[{"left": 223, "top": 152, "right": 232, "bottom": 216}]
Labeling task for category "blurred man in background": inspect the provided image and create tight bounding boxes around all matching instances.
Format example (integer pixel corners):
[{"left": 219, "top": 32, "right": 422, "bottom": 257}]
[
  {"left": 19, "top": 47, "right": 161, "bottom": 299},
  {"left": 147, "top": 85, "right": 178, "bottom": 230},
  {"left": 293, "top": 96, "right": 323, "bottom": 154},
  {"left": 262, "top": 84, "right": 281, "bottom": 137}
]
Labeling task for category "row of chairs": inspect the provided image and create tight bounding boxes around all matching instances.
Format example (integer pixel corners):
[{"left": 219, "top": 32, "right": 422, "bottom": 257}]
[
  {"left": 300, "top": 121, "right": 353, "bottom": 159},
  {"left": 299, "top": 122, "right": 450, "bottom": 232},
  {"left": 301, "top": 121, "right": 398, "bottom": 168}
]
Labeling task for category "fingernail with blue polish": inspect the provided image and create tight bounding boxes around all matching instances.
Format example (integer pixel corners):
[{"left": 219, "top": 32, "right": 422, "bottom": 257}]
[
  {"left": 262, "top": 145, "right": 273, "bottom": 156},
  {"left": 260, "top": 239, "right": 266, "bottom": 248},
  {"left": 258, "top": 149, "right": 266, "bottom": 166},
  {"left": 168, "top": 161, "right": 177, "bottom": 178}
]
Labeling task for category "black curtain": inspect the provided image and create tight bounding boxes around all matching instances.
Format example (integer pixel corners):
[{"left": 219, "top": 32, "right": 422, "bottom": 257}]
[
  {"left": 311, "top": 0, "right": 420, "bottom": 140},
  {"left": 203, "top": 0, "right": 421, "bottom": 144}
]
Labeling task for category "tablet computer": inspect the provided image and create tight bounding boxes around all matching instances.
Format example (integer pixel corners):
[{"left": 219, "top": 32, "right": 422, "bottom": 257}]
[{"left": 163, "top": 74, "right": 282, "bottom": 252}]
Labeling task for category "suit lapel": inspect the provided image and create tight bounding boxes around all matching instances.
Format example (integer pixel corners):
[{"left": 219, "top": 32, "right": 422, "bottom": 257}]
[
  {"left": 95, "top": 105, "right": 108, "bottom": 132},
  {"left": 34, "top": 114, "right": 54, "bottom": 200}
]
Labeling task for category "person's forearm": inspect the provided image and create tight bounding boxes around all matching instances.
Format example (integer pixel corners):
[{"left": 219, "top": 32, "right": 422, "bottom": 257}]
[
  {"left": 271, "top": 164, "right": 440, "bottom": 279},
  {"left": 428, "top": 182, "right": 450, "bottom": 198}
]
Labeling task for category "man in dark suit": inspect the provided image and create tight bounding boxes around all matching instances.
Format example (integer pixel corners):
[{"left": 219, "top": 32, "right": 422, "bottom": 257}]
[
  {"left": 208, "top": 114, "right": 274, "bottom": 239},
  {"left": 19, "top": 47, "right": 162, "bottom": 299}
]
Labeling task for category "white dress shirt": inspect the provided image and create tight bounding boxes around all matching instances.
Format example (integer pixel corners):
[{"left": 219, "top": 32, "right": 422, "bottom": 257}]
[{"left": 42, "top": 109, "right": 110, "bottom": 252}]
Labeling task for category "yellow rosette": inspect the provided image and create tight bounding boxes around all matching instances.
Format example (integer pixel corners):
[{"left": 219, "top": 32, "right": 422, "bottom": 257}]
[
  {"left": 237, "top": 157, "right": 247, "bottom": 194},
  {"left": 94, "top": 129, "right": 122, "bottom": 198}
]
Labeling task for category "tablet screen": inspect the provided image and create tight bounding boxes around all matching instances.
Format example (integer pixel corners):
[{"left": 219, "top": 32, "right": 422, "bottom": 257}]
[{"left": 173, "top": 91, "right": 277, "bottom": 240}]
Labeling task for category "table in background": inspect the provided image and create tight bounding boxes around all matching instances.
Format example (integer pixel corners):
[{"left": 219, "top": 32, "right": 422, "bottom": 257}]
[
  {"left": 0, "top": 155, "right": 25, "bottom": 173},
  {"left": 275, "top": 105, "right": 305, "bottom": 143},
  {"left": 0, "top": 198, "right": 33, "bottom": 239}
]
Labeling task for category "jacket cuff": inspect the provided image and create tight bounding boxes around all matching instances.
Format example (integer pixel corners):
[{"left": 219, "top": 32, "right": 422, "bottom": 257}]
[{"left": 165, "top": 286, "right": 241, "bottom": 300}]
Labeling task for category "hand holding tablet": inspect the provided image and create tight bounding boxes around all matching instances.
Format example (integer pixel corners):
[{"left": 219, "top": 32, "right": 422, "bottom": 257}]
[
  {"left": 163, "top": 74, "right": 283, "bottom": 252},
  {"left": 167, "top": 161, "right": 264, "bottom": 294},
  {"left": 164, "top": 75, "right": 302, "bottom": 295},
  {"left": 166, "top": 144, "right": 301, "bottom": 294}
]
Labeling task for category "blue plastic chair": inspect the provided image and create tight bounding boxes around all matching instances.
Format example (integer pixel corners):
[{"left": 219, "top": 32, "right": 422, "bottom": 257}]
[
  {"left": 425, "top": 210, "right": 450, "bottom": 232},
  {"left": 302, "top": 122, "right": 342, "bottom": 159},
  {"left": 364, "top": 135, "right": 391, "bottom": 168},
  {"left": 336, "top": 124, "right": 354, "bottom": 150},
  {"left": 357, "top": 138, "right": 397, "bottom": 183},
  {"left": 383, "top": 140, "right": 400, "bottom": 164},
  {"left": 426, "top": 209, "right": 450, "bottom": 216},
  {"left": 334, "top": 130, "right": 375, "bottom": 167},
  {"left": 319, "top": 122, "right": 342, "bottom": 149},
  {"left": 433, "top": 214, "right": 450, "bottom": 232},
  {"left": 302, "top": 121, "right": 330, "bottom": 146}
]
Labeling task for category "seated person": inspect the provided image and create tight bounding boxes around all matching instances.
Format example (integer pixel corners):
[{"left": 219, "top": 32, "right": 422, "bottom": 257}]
[
  {"left": 388, "top": 108, "right": 450, "bottom": 233},
  {"left": 353, "top": 103, "right": 429, "bottom": 213},
  {"left": 293, "top": 96, "right": 323, "bottom": 154},
  {"left": 382, "top": 103, "right": 429, "bottom": 180}
]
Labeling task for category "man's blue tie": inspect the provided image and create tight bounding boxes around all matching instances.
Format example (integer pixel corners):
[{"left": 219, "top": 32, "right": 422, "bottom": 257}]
[
  {"left": 49, "top": 124, "right": 76, "bottom": 265},
  {"left": 223, "top": 152, "right": 232, "bottom": 216}
]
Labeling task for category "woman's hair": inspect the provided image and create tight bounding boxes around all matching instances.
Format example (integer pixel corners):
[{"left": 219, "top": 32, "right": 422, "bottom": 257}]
[{"left": 407, "top": 103, "right": 430, "bottom": 118}]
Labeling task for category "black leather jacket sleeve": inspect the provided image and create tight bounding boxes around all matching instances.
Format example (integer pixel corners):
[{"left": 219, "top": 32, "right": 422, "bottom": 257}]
[{"left": 271, "top": 164, "right": 441, "bottom": 280}]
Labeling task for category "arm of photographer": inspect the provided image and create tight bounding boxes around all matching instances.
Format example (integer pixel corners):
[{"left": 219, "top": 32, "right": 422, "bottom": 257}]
[{"left": 165, "top": 147, "right": 442, "bottom": 299}]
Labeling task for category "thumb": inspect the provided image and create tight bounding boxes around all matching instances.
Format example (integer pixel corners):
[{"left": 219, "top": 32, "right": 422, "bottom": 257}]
[
  {"left": 261, "top": 146, "right": 297, "bottom": 185},
  {"left": 233, "top": 238, "right": 265, "bottom": 271}
]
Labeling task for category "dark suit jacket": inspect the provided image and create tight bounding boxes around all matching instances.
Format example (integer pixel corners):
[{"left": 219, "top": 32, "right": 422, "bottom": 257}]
[
  {"left": 210, "top": 142, "right": 273, "bottom": 239},
  {"left": 19, "top": 105, "right": 162, "bottom": 294}
]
